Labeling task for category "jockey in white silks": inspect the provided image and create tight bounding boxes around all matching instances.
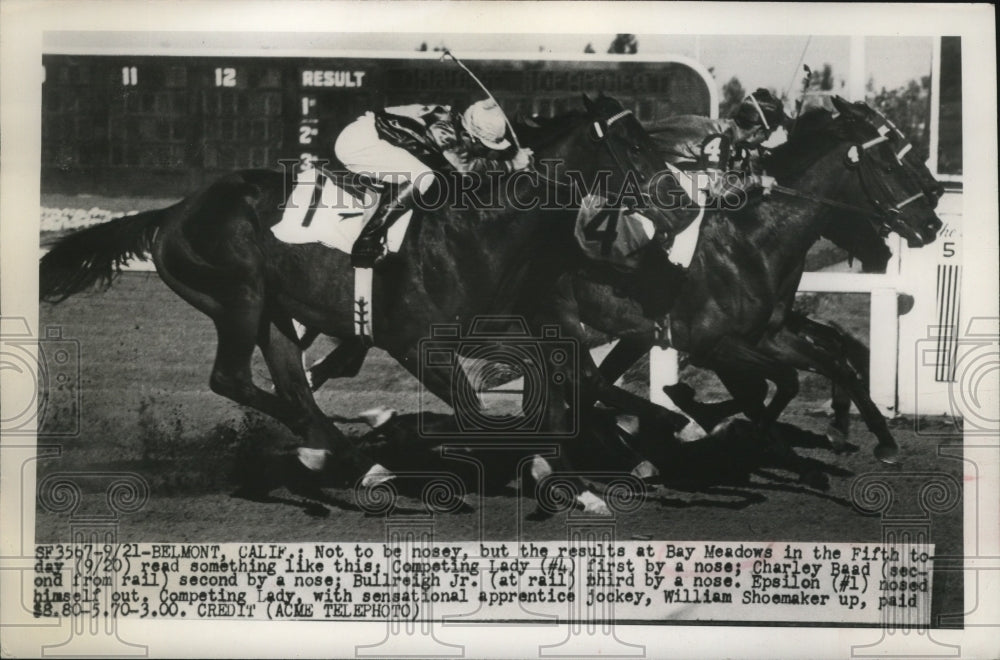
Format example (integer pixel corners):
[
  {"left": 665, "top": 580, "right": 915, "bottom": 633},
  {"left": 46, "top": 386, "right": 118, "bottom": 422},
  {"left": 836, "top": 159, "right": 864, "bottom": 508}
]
[{"left": 334, "top": 99, "right": 534, "bottom": 267}]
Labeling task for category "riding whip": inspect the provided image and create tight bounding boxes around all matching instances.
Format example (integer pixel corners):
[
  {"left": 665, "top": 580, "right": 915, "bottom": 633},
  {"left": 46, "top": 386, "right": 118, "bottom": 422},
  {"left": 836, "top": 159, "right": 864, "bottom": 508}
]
[{"left": 440, "top": 49, "right": 522, "bottom": 150}]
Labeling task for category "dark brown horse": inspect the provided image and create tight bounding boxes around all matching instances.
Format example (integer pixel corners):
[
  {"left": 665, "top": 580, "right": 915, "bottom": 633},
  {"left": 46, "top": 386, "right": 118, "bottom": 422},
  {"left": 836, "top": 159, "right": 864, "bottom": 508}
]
[
  {"left": 305, "top": 98, "right": 943, "bottom": 475},
  {"left": 39, "top": 94, "right": 679, "bottom": 511},
  {"left": 555, "top": 97, "right": 943, "bottom": 465}
]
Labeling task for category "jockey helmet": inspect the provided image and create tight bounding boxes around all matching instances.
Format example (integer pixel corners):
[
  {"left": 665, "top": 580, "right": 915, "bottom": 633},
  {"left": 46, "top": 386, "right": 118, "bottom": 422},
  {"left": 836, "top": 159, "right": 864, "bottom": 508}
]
[
  {"left": 462, "top": 99, "right": 512, "bottom": 150},
  {"left": 732, "top": 88, "right": 787, "bottom": 133}
]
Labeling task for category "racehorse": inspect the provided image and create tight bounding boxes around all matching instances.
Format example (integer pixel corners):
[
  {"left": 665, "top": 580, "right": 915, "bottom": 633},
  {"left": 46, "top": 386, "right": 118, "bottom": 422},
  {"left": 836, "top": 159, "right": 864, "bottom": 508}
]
[
  {"left": 552, "top": 97, "right": 943, "bottom": 465},
  {"left": 815, "top": 100, "right": 945, "bottom": 444},
  {"left": 39, "top": 94, "right": 680, "bottom": 512},
  {"left": 303, "top": 97, "right": 942, "bottom": 474}
]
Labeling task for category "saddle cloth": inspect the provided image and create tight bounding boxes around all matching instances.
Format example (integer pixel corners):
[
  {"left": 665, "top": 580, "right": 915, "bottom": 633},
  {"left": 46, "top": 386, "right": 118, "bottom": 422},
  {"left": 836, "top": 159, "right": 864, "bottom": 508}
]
[
  {"left": 574, "top": 193, "right": 706, "bottom": 270},
  {"left": 270, "top": 168, "right": 412, "bottom": 254},
  {"left": 271, "top": 168, "right": 414, "bottom": 342}
]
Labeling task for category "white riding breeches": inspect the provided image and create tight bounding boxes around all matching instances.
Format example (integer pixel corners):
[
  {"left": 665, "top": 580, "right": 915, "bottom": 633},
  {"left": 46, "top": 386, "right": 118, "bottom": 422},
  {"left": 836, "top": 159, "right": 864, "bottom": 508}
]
[{"left": 334, "top": 112, "right": 436, "bottom": 194}]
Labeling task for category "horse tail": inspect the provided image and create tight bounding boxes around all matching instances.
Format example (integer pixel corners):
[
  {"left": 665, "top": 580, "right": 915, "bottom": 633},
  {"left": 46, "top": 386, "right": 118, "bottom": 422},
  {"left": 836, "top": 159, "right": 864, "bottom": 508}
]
[{"left": 40, "top": 207, "right": 170, "bottom": 302}]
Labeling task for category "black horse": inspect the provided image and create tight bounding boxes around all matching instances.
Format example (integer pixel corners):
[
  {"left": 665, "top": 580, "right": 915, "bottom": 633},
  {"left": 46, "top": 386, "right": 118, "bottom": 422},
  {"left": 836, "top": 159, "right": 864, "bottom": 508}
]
[
  {"left": 304, "top": 98, "right": 943, "bottom": 473},
  {"left": 39, "top": 94, "right": 679, "bottom": 511},
  {"left": 814, "top": 100, "right": 945, "bottom": 444},
  {"left": 553, "top": 97, "right": 943, "bottom": 465}
]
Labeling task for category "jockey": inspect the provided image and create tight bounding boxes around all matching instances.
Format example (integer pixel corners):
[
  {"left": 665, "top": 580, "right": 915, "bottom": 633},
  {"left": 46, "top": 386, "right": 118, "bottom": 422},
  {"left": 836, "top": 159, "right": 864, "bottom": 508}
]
[
  {"left": 615, "top": 89, "right": 787, "bottom": 319},
  {"left": 334, "top": 99, "right": 534, "bottom": 267},
  {"left": 645, "top": 88, "right": 788, "bottom": 203}
]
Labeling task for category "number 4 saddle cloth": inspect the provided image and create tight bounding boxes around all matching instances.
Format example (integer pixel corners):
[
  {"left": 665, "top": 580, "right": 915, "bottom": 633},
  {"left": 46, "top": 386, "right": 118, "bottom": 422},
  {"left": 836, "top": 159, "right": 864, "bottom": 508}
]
[{"left": 573, "top": 194, "right": 706, "bottom": 271}]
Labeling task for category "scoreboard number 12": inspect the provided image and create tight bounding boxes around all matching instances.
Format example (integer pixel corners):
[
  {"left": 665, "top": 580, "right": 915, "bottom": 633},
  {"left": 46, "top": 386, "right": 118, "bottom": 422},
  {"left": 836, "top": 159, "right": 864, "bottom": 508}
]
[{"left": 214, "top": 67, "right": 237, "bottom": 87}]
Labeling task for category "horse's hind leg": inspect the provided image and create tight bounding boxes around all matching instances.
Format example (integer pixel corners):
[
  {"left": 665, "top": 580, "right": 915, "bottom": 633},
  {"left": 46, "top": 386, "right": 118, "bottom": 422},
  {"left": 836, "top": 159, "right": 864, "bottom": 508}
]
[
  {"left": 209, "top": 314, "right": 308, "bottom": 430},
  {"left": 209, "top": 311, "right": 376, "bottom": 484},
  {"left": 306, "top": 336, "right": 370, "bottom": 391},
  {"left": 390, "top": 344, "right": 484, "bottom": 414},
  {"left": 258, "top": 319, "right": 380, "bottom": 483}
]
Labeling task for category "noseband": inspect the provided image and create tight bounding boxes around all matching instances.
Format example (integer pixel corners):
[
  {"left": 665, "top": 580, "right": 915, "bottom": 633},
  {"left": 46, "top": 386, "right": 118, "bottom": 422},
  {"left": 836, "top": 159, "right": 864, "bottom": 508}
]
[{"left": 769, "top": 128, "right": 928, "bottom": 236}]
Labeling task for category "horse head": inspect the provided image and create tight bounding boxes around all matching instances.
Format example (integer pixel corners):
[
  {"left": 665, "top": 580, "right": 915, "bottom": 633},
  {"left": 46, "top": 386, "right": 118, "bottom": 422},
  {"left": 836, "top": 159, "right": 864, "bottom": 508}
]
[
  {"left": 530, "top": 93, "right": 678, "bottom": 237},
  {"left": 812, "top": 97, "right": 947, "bottom": 271},
  {"left": 772, "top": 100, "right": 944, "bottom": 249},
  {"left": 833, "top": 97, "right": 946, "bottom": 209}
]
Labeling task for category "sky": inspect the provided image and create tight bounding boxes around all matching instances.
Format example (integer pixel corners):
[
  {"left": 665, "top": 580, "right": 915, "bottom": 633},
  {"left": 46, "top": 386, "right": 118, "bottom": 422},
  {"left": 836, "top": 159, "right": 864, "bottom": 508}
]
[{"left": 46, "top": 31, "right": 935, "bottom": 97}]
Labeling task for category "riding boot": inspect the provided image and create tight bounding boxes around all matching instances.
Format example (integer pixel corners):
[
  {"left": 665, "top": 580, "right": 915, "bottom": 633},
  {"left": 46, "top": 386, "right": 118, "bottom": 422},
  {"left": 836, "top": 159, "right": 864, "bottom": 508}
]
[{"left": 351, "top": 182, "right": 417, "bottom": 268}]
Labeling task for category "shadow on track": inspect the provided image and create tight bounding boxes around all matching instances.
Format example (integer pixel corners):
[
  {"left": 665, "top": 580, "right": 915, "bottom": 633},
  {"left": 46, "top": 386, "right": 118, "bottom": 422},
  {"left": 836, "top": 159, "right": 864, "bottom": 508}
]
[{"left": 231, "top": 410, "right": 860, "bottom": 514}]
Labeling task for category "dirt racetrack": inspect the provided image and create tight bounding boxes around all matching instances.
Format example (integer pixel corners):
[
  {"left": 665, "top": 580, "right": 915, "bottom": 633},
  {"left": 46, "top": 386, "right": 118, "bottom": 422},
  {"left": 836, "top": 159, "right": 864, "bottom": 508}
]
[{"left": 35, "top": 270, "right": 965, "bottom": 626}]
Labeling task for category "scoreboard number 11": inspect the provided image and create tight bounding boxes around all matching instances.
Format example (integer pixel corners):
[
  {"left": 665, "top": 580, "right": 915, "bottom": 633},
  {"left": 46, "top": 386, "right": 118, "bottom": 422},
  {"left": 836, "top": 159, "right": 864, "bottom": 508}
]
[{"left": 121, "top": 66, "right": 138, "bottom": 86}]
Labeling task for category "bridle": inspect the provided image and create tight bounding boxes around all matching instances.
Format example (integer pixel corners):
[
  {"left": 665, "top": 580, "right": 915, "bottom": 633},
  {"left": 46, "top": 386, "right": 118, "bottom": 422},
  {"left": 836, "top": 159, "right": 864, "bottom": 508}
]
[
  {"left": 869, "top": 112, "right": 944, "bottom": 208},
  {"left": 766, "top": 125, "right": 927, "bottom": 237},
  {"left": 532, "top": 107, "right": 656, "bottom": 211}
]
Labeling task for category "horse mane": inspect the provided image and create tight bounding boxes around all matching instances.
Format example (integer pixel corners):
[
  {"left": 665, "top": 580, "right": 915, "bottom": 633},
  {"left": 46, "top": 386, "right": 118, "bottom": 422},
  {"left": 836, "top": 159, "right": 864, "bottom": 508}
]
[
  {"left": 762, "top": 106, "right": 859, "bottom": 182},
  {"left": 512, "top": 95, "right": 630, "bottom": 149},
  {"left": 511, "top": 110, "right": 587, "bottom": 150}
]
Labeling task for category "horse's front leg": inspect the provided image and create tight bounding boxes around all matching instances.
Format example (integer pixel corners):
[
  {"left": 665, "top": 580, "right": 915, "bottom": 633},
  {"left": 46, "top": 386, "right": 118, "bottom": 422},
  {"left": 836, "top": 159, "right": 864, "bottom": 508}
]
[
  {"left": 760, "top": 324, "right": 898, "bottom": 463},
  {"left": 595, "top": 335, "right": 700, "bottom": 439},
  {"left": 659, "top": 381, "right": 746, "bottom": 435},
  {"left": 787, "top": 313, "right": 870, "bottom": 449},
  {"left": 702, "top": 337, "right": 802, "bottom": 454},
  {"left": 576, "top": 349, "right": 662, "bottom": 481},
  {"left": 531, "top": 344, "right": 614, "bottom": 516}
]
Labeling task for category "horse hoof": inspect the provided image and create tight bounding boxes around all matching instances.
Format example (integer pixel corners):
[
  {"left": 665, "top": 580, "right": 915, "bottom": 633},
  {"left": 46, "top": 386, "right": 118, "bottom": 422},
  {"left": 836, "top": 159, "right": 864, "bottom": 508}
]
[
  {"left": 825, "top": 427, "right": 849, "bottom": 452},
  {"left": 630, "top": 460, "right": 660, "bottom": 481},
  {"left": 677, "top": 419, "right": 708, "bottom": 443},
  {"left": 361, "top": 463, "right": 396, "bottom": 488},
  {"left": 874, "top": 445, "right": 900, "bottom": 465},
  {"left": 360, "top": 406, "right": 397, "bottom": 429},
  {"left": 576, "top": 491, "right": 611, "bottom": 516},
  {"left": 297, "top": 447, "right": 330, "bottom": 472}
]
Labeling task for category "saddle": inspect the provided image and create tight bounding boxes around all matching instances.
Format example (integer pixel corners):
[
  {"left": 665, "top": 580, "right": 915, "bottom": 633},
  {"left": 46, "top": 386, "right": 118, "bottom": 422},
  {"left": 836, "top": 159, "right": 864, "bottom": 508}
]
[
  {"left": 270, "top": 167, "right": 412, "bottom": 255},
  {"left": 270, "top": 167, "right": 415, "bottom": 343}
]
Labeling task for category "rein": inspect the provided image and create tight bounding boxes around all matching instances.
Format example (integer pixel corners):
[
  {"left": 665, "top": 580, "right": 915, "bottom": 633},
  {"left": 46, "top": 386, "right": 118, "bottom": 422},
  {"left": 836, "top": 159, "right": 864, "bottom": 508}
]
[
  {"left": 766, "top": 183, "right": 887, "bottom": 218},
  {"left": 766, "top": 130, "right": 926, "bottom": 231}
]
